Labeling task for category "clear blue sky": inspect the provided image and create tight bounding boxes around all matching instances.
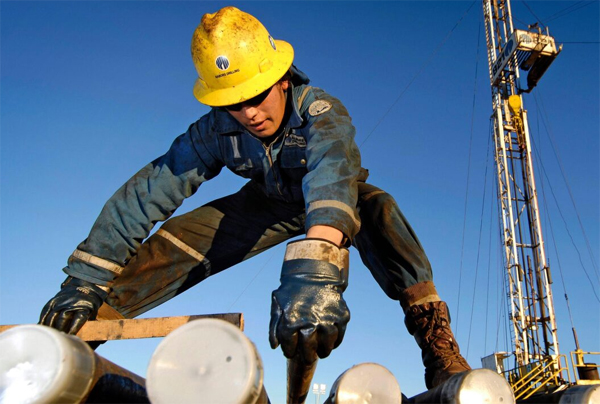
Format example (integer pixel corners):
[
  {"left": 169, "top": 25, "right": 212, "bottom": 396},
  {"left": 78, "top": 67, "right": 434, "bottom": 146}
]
[{"left": 1, "top": 1, "right": 598, "bottom": 401}]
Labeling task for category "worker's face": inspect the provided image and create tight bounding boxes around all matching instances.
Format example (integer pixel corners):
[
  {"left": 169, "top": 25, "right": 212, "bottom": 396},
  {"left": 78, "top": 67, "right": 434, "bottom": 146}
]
[{"left": 226, "top": 80, "right": 289, "bottom": 138}]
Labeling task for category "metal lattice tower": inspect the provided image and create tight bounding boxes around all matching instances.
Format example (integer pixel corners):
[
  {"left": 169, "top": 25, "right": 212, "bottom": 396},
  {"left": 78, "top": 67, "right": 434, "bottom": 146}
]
[{"left": 482, "top": 0, "right": 562, "bottom": 368}]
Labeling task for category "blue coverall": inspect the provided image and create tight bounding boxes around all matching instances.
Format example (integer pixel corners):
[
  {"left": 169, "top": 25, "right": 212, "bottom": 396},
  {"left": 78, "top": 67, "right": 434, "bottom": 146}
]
[{"left": 62, "top": 67, "right": 433, "bottom": 318}]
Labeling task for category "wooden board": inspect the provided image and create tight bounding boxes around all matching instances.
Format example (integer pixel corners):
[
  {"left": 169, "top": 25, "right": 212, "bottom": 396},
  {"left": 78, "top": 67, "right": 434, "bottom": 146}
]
[{"left": 0, "top": 312, "right": 243, "bottom": 341}]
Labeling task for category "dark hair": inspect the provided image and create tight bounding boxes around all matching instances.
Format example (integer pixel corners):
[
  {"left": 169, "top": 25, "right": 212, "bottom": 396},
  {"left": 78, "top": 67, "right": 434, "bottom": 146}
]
[{"left": 278, "top": 70, "right": 292, "bottom": 83}]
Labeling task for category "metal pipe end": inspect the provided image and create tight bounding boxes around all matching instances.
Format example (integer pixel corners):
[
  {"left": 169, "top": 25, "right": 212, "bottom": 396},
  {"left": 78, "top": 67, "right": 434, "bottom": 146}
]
[
  {"left": 326, "top": 363, "right": 402, "bottom": 404},
  {"left": 0, "top": 324, "right": 95, "bottom": 404}
]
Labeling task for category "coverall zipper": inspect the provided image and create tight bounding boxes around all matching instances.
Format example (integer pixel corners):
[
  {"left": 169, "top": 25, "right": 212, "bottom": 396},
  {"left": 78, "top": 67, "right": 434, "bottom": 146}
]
[{"left": 259, "top": 129, "right": 289, "bottom": 198}]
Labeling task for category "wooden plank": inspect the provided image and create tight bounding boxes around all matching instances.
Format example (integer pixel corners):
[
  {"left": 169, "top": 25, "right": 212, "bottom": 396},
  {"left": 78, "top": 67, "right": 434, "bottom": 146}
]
[
  {"left": 80, "top": 313, "right": 244, "bottom": 341},
  {"left": 0, "top": 313, "right": 244, "bottom": 341}
]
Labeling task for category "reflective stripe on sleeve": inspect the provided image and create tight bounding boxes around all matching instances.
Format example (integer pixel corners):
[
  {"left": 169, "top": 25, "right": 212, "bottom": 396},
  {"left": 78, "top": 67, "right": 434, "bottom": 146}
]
[
  {"left": 72, "top": 249, "right": 125, "bottom": 275},
  {"left": 156, "top": 229, "right": 206, "bottom": 262},
  {"left": 306, "top": 200, "right": 361, "bottom": 230}
]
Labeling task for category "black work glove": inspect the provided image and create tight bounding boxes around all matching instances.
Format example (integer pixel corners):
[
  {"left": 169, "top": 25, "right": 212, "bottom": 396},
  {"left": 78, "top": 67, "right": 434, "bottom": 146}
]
[
  {"left": 269, "top": 239, "right": 350, "bottom": 364},
  {"left": 39, "top": 276, "right": 108, "bottom": 335}
]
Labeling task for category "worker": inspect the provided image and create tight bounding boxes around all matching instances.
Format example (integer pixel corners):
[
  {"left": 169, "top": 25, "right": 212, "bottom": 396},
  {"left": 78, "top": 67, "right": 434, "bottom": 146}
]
[{"left": 39, "top": 6, "right": 471, "bottom": 389}]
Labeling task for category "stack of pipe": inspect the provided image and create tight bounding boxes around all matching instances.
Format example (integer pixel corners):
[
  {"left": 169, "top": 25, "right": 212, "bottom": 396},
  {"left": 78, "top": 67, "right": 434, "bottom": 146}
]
[{"left": 0, "top": 325, "right": 147, "bottom": 403}]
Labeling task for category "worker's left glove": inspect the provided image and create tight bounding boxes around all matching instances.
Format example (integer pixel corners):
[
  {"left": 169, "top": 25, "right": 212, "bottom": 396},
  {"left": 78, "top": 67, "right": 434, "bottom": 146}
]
[
  {"left": 39, "top": 276, "right": 108, "bottom": 335},
  {"left": 269, "top": 239, "right": 350, "bottom": 364}
]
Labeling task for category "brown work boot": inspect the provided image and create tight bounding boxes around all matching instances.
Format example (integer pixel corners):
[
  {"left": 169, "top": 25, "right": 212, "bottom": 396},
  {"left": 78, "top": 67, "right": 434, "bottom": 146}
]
[{"left": 405, "top": 301, "right": 471, "bottom": 389}]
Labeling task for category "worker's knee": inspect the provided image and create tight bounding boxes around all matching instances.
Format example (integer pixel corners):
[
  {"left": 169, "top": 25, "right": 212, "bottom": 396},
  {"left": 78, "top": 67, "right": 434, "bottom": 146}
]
[
  {"left": 160, "top": 215, "right": 185, "bottom": 235},
  {"left": 159, "top": 206, "right": 222, "bottom": 239}
]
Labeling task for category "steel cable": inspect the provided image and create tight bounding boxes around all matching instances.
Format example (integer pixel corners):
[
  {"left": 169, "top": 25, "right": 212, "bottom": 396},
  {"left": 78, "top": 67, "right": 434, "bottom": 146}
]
[
  {"left": 542, "top": 1, "right": 595, "bottom": 24},
  {"left": 359, "top": 0, "right": 478, "bottom": 147},
  {"left": 530, "top": 92, "right": 600, "bottom": 302},
  {"left": 466, "top": 113, "right": 491, "bottom": 359},
  {"left": 532, "top": 90, "right": 599, "bottom": 279},
  {"left": 455, "top": 8, "right": 482, "bottom": 333}
]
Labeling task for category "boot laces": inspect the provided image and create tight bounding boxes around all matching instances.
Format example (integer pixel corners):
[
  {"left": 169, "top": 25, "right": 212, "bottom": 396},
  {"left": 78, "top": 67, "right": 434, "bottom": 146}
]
[{"left": 424, "top": 309, "right": 465, "bottom": 364}]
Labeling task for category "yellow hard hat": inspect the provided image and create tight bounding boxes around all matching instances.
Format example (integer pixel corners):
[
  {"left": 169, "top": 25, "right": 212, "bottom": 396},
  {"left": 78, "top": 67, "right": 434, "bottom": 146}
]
[{"left": 191, "top": 7, "right": 294, "bottom": 107}]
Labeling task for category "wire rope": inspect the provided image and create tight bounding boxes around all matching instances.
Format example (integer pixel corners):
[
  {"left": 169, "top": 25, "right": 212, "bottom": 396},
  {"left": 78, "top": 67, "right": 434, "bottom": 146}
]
[
  {"left": 455, "top": 8, "right": 482, "bottom": 333},
  {"left": 530, "top": 104, "right": 582, "bottom": 354},
  {"left": 520, "top": 0, "right": 546, "bottom": 29},
  {"left": 528, "top": 93, "right": 600, "bottom": 301},
  {"left": 541, "top": 160, "right": 583, "bottom": 350},
  {"left": 466, "top": 113, "right": 491, "bottom": 359},
  {"left": 532, "top": 90, "right": 599, "bottom": 279},
  {"left": 484, "top": 133, "right": 495, "bottom": 356},
  {"left": 512, "top": 15, "right": 532, "bottom": 30},
  {"left": 358, "top": 0, "right": 478, "bottom": 147},
  {"left": 540, "top": 161, "right": 580, "bottom": 344},
  {"left": 540, "top": 1, "right": 585, "bottom": 22},
  {"left": 542, "top": 1, "right": 596, "bottom": 24},
  {"left": 530, "top": 131, "right": 600, "bottom": 303},
  {"left": 227, "top": 246, "right": 280, "bottom": 311}
]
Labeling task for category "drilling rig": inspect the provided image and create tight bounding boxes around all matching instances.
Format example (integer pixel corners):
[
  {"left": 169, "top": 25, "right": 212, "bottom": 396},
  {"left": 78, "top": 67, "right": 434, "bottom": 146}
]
[{"left": 480, "top": 0, "right": 599, "bottom": 401}]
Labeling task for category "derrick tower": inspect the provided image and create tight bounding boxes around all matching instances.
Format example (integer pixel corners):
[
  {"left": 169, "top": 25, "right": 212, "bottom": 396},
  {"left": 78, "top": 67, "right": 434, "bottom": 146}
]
[{"left": 481, "top": 0, "right": 563, "bottom": 375}]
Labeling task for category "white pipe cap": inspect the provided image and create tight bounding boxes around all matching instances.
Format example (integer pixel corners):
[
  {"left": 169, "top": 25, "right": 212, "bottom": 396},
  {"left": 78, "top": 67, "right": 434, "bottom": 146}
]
[
  {"left": 146, "top": 319, "right": 263, "bottom": 404},
  {"left": 328, "top": 363, "right": 402, "bottom": 403},
  {"left": 441, "top": 368, "right": 515, "bottom": 403},
  {"left": 0, "top": 325, "right": 95, "bottom": 404}
]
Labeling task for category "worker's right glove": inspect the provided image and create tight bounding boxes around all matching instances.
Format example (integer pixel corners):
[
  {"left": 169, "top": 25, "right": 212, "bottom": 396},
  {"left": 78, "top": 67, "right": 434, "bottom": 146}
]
[
  {"left": 39, "top": 276, "right": 108, "bottom": 335},
  {"left": 269, "top": 239, "right": 350, "bottom": 364}
]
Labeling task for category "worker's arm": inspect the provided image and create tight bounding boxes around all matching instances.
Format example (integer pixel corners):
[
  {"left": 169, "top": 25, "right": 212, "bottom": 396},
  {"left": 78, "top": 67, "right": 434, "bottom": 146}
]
[
  {"left": 40, "top": 117, "right": 224, "bottom": 334},
  {"left": 269, "top": 88, "right": 360, "bottom": 362},
  {"left": 64, "top": 119, "right": 224, "bottom": 287},
  {"left": 306, "top": 225, "right": 343, "bottom": 246},
  {"left": 300, "top": 87, "right": 362, "bottom": 242}
]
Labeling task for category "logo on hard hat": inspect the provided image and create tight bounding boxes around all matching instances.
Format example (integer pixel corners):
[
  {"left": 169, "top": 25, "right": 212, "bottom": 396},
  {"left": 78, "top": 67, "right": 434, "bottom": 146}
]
[
  {"left": 215, "top": 56, "right": 230, "bottom": 71},
  {"left": 269, "top": 36, "right": 276, "bottom": 50}
]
